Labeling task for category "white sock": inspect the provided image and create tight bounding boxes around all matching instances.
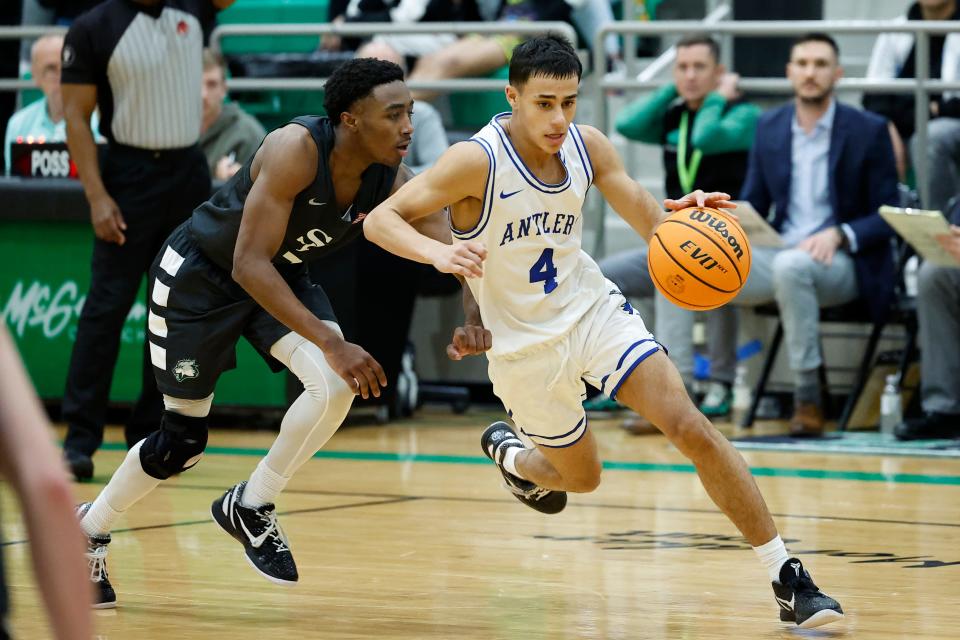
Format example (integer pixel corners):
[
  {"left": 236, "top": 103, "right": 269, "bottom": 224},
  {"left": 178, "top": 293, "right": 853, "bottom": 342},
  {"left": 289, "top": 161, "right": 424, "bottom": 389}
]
[
  {"left": 81, "top": 441, "right": 161, "bottom": 536},
  {"left": 501, "top": 445, "right": 526, "bottom": 479},
  {"left": 81, "top": 497, "right": 122, "bottom": 538},
  {"left": 753, "top": 534, "right": 790, "bottom": 583},
  {"left": 242, "top": 459, "right": 291, "bottom": 508}
]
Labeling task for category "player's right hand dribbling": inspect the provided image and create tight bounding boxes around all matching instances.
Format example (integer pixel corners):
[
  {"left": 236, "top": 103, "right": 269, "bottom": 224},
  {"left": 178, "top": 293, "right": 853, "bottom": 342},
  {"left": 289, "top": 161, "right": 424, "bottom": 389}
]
[
  {"left": 431, "top": 241, "right": 487, "bottom": 278},
  {"left": 324, "top": 339, "right": 388, "bottom": 399}
]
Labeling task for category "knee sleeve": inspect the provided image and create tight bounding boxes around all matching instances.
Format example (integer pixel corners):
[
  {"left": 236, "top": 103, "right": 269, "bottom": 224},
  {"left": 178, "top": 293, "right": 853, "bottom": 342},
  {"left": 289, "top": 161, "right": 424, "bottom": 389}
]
[
  {"left": 139, "top": 411, "right": 209, "bottom": 480},
  {"left": 288, "top": 339, "right": 355, "bottom": 418},
  {"left": 270, "top": 330, "right": 354, "bottom": 412},
  {"left": 263, "top": 335, "right": 356, "bottom": 477}
]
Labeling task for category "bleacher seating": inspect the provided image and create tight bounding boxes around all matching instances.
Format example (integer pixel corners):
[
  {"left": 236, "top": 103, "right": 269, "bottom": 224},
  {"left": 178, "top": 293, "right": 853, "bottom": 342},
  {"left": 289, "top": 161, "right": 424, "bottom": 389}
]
[{"left": 218, "top": 0, "right": 329, "bottom": 54}]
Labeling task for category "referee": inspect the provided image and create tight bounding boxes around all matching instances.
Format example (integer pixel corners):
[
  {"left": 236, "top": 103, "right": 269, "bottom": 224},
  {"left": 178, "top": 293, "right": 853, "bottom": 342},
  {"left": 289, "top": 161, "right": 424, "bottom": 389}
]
[{"left": 60, "top": 0, "right": 236, "bottom": 480}]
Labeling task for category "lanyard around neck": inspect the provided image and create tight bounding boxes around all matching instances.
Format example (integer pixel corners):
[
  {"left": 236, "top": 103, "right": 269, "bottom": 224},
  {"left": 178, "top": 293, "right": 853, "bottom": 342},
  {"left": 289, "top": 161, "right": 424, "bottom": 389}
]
[{"left": 677, "top": 110, "right": 703, "bottom": 194}]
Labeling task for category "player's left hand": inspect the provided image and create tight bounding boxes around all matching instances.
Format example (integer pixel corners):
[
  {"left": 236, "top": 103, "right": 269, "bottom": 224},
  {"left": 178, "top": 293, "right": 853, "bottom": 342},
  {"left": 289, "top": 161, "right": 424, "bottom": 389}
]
[
  {"left": 664, "top": 189, "right": 737, "bottom": 212},
  {"left": 936, "top": 224, "right": 960, "bottom": 262},
  {"left": 799, "top": 226, "right": 843, "bottom": 265},
  {"left": 431, "top": 241, "right": 487, "bottom": 278},
  {"left": 446, "top": 324, "right": 492, "bottom": 360}
]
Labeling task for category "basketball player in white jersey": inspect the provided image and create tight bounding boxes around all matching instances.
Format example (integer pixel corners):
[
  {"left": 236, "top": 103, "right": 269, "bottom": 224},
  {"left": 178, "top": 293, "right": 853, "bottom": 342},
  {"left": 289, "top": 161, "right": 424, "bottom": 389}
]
[{"left": 364, "top": 35, "right": 844, "bottom": 628}]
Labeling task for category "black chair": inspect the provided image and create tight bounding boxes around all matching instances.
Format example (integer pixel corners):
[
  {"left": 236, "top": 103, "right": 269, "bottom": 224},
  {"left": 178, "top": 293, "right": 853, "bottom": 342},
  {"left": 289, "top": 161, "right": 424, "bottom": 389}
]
[{"left": 741, "top": 243, "right": 917, "bottom": 430}]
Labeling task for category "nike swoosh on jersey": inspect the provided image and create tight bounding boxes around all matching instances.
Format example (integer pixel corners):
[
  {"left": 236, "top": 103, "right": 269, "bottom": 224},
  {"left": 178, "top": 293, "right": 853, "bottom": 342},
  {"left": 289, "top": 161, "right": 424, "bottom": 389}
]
[
  {"left": 308, "top": 198, "right": 325, "bottom": 206},
  {"left": 499, "top": 189, "right": 523, "bottom": 199}
]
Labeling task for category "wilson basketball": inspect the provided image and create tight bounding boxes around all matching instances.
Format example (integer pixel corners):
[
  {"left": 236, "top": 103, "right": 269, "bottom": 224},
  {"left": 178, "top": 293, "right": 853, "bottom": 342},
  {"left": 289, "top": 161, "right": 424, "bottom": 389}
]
[{"left": 648, "top": 206, "right": 752, "bottom": 311}]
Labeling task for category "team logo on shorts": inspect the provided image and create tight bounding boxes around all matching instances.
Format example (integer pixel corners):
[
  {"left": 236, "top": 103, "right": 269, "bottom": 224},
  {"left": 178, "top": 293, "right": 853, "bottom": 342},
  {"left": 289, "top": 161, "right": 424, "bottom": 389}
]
[{"left": 173, "top": 359, "right": 200, "bottom": 382}]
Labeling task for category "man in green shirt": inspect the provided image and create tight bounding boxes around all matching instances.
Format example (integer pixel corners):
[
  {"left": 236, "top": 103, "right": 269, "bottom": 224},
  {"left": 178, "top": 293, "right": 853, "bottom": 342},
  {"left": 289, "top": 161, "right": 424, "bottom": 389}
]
[{"left": 600, "top": 35, "right": 761, "bottom": 425}]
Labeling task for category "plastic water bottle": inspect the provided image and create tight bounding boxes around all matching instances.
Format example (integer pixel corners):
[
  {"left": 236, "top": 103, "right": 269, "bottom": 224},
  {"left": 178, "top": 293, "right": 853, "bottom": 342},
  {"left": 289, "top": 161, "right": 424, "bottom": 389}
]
[
  {"left": 904, "top": 256, "right": 920, "bottom": 297},
  {"left": 732, "top": 365, "right": 751, "bottom": 423},
  {"left": 733, "top": 365, "right": 751, "bottom": 408},
  {"left": 879, "top": 374, "right": 902, "bottom": 435}
]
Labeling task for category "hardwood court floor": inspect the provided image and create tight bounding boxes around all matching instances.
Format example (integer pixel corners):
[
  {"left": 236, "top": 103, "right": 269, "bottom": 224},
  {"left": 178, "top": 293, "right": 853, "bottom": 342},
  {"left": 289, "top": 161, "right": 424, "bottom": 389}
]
[{"left": 3, "top": 409, "right": 959, "bottom": 639}]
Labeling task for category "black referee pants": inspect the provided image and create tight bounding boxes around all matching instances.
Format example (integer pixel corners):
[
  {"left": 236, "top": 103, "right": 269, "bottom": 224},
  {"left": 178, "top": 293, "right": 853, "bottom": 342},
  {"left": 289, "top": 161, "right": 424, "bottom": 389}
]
[{"left": 62, "top": 144, "right": 210, "bottom": 456}]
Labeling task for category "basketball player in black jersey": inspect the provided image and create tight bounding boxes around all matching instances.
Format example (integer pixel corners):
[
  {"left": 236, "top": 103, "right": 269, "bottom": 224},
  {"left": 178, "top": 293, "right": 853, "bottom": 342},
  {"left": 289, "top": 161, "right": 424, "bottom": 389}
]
[{"left": 74, "top": 58, "right": 458, "bottom": 608}]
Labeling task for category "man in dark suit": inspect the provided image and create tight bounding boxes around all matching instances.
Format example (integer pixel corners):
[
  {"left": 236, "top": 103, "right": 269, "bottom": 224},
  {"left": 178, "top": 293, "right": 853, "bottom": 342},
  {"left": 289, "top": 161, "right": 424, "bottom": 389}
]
[{"left": 733, "top": 33, "right": 898, "bottom": 435}]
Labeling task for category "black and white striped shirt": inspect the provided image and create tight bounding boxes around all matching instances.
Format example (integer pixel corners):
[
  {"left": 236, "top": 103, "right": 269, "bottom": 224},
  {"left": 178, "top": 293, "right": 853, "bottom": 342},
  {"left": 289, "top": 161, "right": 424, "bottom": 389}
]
[{"left": 61, "top": 0, "right": 217, "bottom": 150}]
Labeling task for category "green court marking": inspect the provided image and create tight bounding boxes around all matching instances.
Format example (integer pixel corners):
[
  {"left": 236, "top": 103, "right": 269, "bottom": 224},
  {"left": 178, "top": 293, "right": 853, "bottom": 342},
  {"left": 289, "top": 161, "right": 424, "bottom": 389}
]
[{"left": 99, "top": 442, "right": 960, "bottom": 486}]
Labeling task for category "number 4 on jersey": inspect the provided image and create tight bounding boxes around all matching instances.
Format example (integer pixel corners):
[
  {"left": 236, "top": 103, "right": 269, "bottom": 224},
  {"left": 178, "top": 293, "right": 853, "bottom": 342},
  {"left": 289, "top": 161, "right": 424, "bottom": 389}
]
[{"left": 529, "top": 248, "right": 558, "bottom": 294}]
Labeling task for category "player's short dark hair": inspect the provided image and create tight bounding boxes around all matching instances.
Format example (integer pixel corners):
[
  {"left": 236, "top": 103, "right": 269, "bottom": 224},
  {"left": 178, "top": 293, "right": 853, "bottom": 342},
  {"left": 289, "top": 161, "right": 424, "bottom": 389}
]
[
  {"left": 509, "top": 34, "right": 582, "bottom": 89},
  {"left": 323, "top": 58, "right": 404, "bottom": 126},
  {"left": 676, "top": 34, "right": 720, "bottom": 63},
  {"left": 791, "top": 32, "right": 840, "bottom": 59}
]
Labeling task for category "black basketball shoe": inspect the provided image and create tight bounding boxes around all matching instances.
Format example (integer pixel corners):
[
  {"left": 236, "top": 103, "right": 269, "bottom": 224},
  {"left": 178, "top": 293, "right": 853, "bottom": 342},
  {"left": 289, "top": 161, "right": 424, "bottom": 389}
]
[
  {"left": 211, "top": 482, "right": 298, "bottom": 585},
  {"left": 76, "top": 503, "right": 116, "bottom": 609},
  {"left": 480, "top": 422, "right": 567, "bottom": 514},
  {"left": 772, "top": 558, "right": 844, "bottom": 628},
  {"left": 64, "top": 449, "right": 94, "bottom": 482}
]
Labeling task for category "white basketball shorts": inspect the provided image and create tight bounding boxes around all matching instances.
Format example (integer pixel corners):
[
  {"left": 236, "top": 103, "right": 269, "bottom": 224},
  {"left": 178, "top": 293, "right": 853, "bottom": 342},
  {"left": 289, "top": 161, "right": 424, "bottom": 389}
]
[{"left": 487, "top": 281, "right": 661, "bottom": 448}]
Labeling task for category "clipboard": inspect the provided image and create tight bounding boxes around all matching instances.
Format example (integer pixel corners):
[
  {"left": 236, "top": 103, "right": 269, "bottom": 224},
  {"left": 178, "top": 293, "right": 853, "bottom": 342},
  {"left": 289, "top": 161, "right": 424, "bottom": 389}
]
[
  {"left": 879, "top": 205, "right": 960, "bottom": 267},
  {"left": 730, "top": 201, "right": 784, "bottom": 248}
]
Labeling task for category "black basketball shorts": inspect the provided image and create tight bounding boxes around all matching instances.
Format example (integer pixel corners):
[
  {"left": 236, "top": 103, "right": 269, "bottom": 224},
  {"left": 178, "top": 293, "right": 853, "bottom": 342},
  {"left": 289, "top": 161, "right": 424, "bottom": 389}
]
[{"left": 147, "top": 223, "right": 337, "bottom": 399}]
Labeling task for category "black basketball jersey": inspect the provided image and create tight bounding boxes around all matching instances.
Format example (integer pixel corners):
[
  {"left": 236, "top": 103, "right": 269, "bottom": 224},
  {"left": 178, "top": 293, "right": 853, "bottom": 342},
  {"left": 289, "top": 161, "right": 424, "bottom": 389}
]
[{"left": 190, "top": 116, "right": 397, "bottom": 273}]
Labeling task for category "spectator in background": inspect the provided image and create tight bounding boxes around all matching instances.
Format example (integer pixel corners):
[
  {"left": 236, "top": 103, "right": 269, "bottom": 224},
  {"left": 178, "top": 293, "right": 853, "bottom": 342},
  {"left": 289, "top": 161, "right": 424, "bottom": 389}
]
[
  {"left": 4, "top": 34, "right": 100, "bottom": 175},
  {"left": 603, "top": 35, "right": 760, "bottom": 429},
  {"left": 864, "top": 0, "right": 960, "bottom": 211},
  {"left": 727, "top": 33, "right": 898, "bottom": 436},
  {"left": 18, "top": 0, "right": 105, "bottom": 66},
  {"left": 59, "top": 0, "right": 234, "bottom": 482},
  {"left": 1, "top": 324, "right": 92, "bottom": 640},
  {"left": 18, "top": 0, "right": 105, "bottom": 72},
  {"left": 322, "top": 0, "right": 479, "bottom": 57},
  {"left": 896, "top": 201, "right": 960, "bottom": 440},
  {"left": 199, "top": 49, "right": 266, "bottom": 181},
  {"left": 356, "top": 39, "right": 448, "bottom": 173},
  {"left": 408, "top": 0, "right": 618, "bottom": 102}
]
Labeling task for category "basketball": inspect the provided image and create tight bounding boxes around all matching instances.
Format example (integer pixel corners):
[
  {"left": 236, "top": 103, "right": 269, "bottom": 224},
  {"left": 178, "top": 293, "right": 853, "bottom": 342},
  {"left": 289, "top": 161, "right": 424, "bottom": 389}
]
[{"left": 648, "top": 206, "right": 752, "bottom": 311}]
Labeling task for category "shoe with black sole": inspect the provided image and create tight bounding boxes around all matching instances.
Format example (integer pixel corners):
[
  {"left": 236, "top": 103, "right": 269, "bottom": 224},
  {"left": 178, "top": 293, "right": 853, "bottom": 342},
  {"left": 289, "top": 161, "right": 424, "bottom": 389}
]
[
  {"left": 76, "top": 502, "right": 116, "bottom": 609},
  {"left": 894, "top": 412, "right": 960, "bottom": 441},
  {"left": 480, "top": 421, "right": 567, "bottom": 514},
  {"left": 772, "top": 557, "right": 844, "bottom": 628},
  {"left": 64, "top": 449, "right": 94, "bottom": 481},
  {"left": 211, "top": 482, "right": 298, "bottom": 585}
]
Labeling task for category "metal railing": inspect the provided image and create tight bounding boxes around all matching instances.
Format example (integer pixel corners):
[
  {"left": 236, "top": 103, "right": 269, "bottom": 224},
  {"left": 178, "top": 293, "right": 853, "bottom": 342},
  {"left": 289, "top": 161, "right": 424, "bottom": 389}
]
[
  {"left": 0, "top": 21, "right": 577, "bottom": 94},
  {"left": 635, "top": 4, "right": 731, "bottom": 82},
  {"left": 0, "top": 26, "right": 67, "bottom": 91},
  {"left": 593, "top": 21, "right": 960, "bottom": 253},
  {"left": 3, "top": 20, "right": 958, "bottom": 239},
  {"left": 210, "top": 21, "right": 578, "bottom": 93}
]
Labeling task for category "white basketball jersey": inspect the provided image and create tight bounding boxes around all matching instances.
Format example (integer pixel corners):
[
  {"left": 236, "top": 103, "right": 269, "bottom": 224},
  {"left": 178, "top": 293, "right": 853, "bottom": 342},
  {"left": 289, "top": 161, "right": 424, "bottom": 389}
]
[{"left": 453, "top": 113, "right": 608, "bottom": 356}]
